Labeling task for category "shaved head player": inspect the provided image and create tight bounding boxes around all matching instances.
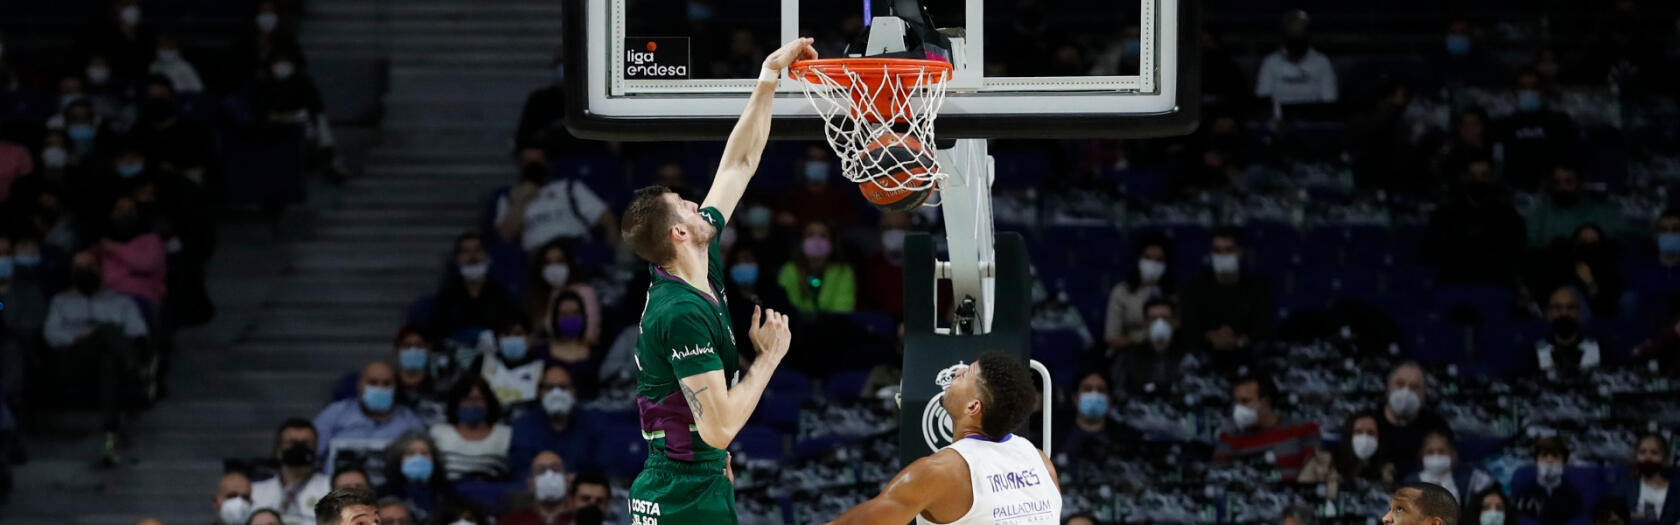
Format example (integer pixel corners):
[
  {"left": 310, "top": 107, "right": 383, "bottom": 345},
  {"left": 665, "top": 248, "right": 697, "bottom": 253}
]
[
  {"left": 827, "top": 352, "right": 1062, "bottom": 525},
  {"left": 620, "top": 37, "right": 816, "bottom": 525}
]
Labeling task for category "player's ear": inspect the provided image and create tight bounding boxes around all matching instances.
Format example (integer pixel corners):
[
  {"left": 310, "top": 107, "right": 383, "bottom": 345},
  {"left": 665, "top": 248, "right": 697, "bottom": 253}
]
[{"left": 669, "top": 223, "right": 687, "bottom": 243}]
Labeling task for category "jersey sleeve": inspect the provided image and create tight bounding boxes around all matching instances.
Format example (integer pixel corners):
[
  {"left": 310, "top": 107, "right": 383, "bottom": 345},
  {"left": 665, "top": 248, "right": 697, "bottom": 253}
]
[
  {"left": 700, "top": 206, "right": 727, "bottom": 288},
  {"left": 658, "top": 307, "right": 725, "bottom": 379}
]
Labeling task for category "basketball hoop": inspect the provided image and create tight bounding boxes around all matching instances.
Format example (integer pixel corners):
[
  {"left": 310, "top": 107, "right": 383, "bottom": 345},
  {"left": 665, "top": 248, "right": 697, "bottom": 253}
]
[{"left": 790, "top": 58, "right": 953, "bottom": 194}]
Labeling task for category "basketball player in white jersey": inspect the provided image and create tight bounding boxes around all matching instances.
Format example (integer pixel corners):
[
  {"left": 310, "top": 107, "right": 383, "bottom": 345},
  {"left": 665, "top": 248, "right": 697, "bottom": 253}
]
[{"left": 826, "top": 351, "right": 1061, "bottom": 525}]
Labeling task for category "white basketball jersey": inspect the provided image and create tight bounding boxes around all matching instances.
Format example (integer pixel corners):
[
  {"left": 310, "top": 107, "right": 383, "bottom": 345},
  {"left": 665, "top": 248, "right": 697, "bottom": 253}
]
[{"left": 916, "top": 435, "right": 1062, "bottom": 525}]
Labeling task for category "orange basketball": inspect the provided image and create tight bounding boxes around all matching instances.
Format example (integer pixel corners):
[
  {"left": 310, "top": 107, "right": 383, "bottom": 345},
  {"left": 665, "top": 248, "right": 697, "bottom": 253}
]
[{"left": 857, "top": 132, "right": 937, "bottom": 212}]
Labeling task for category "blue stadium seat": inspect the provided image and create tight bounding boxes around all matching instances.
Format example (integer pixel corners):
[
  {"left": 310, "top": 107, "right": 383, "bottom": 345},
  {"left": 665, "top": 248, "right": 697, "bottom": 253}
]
[
  {"left": 991, "top": 151, "right": 1051, "bottom": 188},
  {"left": 1431, "top": 285, "right": 1514, "bottom": 325},
  {"left": 486, "top": 239, "right": 529, "bottom": 297},
  {"left": 1030, "top": 330, "right": 1083, "bottom": 386},
  {"left": 1112, "top": 168, "right": 1168, "bottom": 201},
  {"left": 844, "top": 312, "right": 898, "bottom": 341},
  {"left": 751, "top": 393, "right": 803, "bottom": 433},
  {"left": 729, "top": 425, "right": 786, "bottom": 462},
  {"left": 768, "top": 370, "right": 811, "bottom": 398},
  {"left": 595, "top": 422, "right": 650, "bottom": 479},
  {"left": 825, "top": 369, "right": 872, "bottom": 401},
  {"left": 1468, "top": 321, "right": 1541, "bottom": 377},
  {"left": 1398, "top": 314, "right": 1468, "bottom": 365},
  {"left": 1295, "top": 265, "right": 1382, "bottom": 303},
  {"left": 454, "top": 480, "right": 526, "bottom": 516}
]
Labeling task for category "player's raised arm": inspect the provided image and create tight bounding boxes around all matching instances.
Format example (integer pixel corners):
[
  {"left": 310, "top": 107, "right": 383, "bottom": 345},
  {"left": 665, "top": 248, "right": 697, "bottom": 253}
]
[
  {"left": 824, "top": 451, "right": 968, "bottom": 525},
  {"left": 677, "top": 306, "right": 792, "bottom": 450},
  {"left": 701, "top": 37, "right": 817, "bottom": 220}
]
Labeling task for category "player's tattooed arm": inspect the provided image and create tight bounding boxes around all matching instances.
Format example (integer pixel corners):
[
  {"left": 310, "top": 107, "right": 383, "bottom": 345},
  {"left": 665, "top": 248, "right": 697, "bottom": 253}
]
[{"left": 680, "top": 381, "right": 709, "bottom": 420}]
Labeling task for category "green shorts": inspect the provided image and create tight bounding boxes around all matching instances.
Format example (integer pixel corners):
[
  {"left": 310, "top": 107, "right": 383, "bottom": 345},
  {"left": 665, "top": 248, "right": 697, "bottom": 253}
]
[{"left": 627, "top": 454, "right": 736, "bottom": 525}]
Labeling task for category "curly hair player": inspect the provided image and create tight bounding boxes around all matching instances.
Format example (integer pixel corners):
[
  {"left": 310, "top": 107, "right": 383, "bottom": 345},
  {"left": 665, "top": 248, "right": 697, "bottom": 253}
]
[
  {"left": 618, "top": 38, "right": 816, "bottom": 525},
  {"left": 826, "top": 352, "right": 1062, "bottom": 525}
]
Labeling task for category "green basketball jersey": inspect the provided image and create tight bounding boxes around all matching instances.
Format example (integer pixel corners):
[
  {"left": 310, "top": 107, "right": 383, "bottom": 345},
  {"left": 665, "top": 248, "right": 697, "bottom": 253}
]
[{"left": 633, "top": 206, "right": 739, "bottom": 464}]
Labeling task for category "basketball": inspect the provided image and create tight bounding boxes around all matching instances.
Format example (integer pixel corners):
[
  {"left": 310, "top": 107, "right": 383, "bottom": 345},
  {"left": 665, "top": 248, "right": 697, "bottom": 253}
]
[{"left": 857, "top": 132, "right": 937, "bottom": 212}]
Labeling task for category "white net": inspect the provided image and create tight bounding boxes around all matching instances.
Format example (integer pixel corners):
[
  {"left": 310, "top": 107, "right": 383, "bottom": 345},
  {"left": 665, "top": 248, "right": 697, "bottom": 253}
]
[{"left": 792, "top": 60, "right": 951, "bottom": 194}]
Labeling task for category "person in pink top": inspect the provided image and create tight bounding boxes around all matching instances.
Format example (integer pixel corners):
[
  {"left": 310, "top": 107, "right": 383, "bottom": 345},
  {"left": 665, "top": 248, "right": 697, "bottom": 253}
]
[
  {"left": 0, "top": 133, "right": 33, "bottom": 203},
  {"left": 98, "top": 195, "right": 167, "bottom": 304}
]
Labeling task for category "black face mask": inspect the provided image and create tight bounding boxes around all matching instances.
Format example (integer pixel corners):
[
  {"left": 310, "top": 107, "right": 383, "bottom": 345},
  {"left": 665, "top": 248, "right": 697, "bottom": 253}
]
[
  {"left": 139, "top": 99, "right": 176, "bottom": 123},
  {"left": 521, "top": 163, "right": 550, "bottom": 185},
  {"left": 73, "top": 270, "right": 102, "bottom": 295},
  {"left": 1551, "top": 317, "right": 1580, "bottom": 340},
  {"left": 280, "top": 443, "right": 316, "bottom": 467},
  {"left": 1285, "top": 37, "right": 1309, "bottom": 58}
]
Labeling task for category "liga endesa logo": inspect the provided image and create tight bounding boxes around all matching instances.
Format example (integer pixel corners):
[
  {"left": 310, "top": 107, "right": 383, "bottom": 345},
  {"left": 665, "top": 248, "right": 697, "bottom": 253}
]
[
  {"left": 921, "top": 362, "right": 968, "bottom": 452},
  {"left": 624, "top": 37, "right": 690, "bottom": 79}
]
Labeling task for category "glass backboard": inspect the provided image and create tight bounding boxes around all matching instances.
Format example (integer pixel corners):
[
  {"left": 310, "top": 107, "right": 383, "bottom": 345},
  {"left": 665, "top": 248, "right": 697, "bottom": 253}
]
[{"left": 564, "top": 0, "right": 1199, "bottom": 140}]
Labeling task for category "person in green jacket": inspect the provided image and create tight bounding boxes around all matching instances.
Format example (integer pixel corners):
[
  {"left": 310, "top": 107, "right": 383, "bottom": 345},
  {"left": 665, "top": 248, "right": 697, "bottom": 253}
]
[
  {"left": 1526, "top": 165, "right": 1629, "bottom": 248},
  {"left": 777, "top": 221, "right": 856, "bottom": 315}
]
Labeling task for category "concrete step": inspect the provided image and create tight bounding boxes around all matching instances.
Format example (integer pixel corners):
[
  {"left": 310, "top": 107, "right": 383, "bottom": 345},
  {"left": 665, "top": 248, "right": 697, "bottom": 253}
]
[
  {"left": 306, "top": 18, "right": 566, "bottom": 38},
  {"left": 362, "top": 161, "right": 511, "bottom": 178},
  {"left": 317, "top": 207, "right": 480, "bottom": 225},
  {"left": 383, "top": 99, "right": 528, "bottom": 125},
  {"left": 391, "top": 50, "right": 553, "bottom": 68},
  {"left": 308, "top": 1, "right": 565, "bottom": 19},
  {"left": 367, "top": 146, "right": 512, "bottom": 164},
  {"left": 286, "top": 252, "right": 449, "bottom": 276},
  {"left": 333, "top": 190, "right": 491, "bottom": 209},
  {"left": 378, "top": 128, "right": 516, "bottom": 151},
  {"left": 313, "top": 223, "right": 466, "bottom": 241},
  {"left": 170, "top": 369, "right": 343, "bottom": 402},
  {"left": 303, "top": 33, "right": 560, "bottom": 53}
]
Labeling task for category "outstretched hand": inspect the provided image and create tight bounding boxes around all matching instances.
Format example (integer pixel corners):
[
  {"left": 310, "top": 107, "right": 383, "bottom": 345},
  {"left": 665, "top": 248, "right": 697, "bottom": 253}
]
[
  {"left": 747, "top": 305, "right": 792, "bottom": 365},
  {"left": 764, "top": 37, "right": 819, "bottom": 71}
]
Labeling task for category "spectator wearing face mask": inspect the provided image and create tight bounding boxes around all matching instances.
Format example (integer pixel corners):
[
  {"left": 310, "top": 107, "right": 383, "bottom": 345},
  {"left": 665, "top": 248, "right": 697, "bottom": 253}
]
[
  {"left": 778, "top": 147, "right": 857, "bottom": 226},
  {"left": 525, "top": 241, "right": 601, "bottom": 346},
  {"left": 0, "top": 236, "right": 49, "bottom": 400},
  {"left": 1436, "top": 18, "right": 1505, "bottom": 89},
  {"left": 542, "top": 293, "right": 602, "bottom": 399},
  {"left": 213, "top": 471, "right": 255, "bottom": 525},
  {"left": 11, "top": 131, "right": 78, "bottom": 210},
  {"left": 1538, "top": 224, "right": 1624, "bottom": 317},
  {"left": 147, "top": 34, "right": 203, "bottom": 93},
  {"left": 1617, "top": 432, "right": 1679, "bottom": 523},
  {"left": 1404, "top": 429, "right": 1496, "bottom": 511},
  {"left": 1498, "top": 71, "right": 1579, "bottom": 191},
  {"left": 1466, "top": 488, "right": 1515, "bottom": 525},
  {"left": 1057, "top": 372, "right": 1135, "bottom": 463},
  {"left": 1430, "top": 108, "right": 1499, "bottom": 186},
  {"left": 53, "top": 99, "right": 107, "bottom": 162},
  {"left": 565, "top": 470, "right": 612, "bottom": 523},
  {"left": 234, "top": 0, "right": 304, "bottom": 86},
  {"left": 510, "top": 367, "right": 594, "bottom": 478},
  {"left": 1213, "top": 376, "right": 1323, "bottom": 481},
  {"left": 494, "top": 147, "right": 618, "bottom": 252},
  {"left": 1306, "top": 410, "right": 1394, "bottom": 484},
  {"left": 81, "top": 0, "right": 154, "bottom": 86},
  {"left": 1513, "top": 437, "right": 1583, "bottom": 524},
  {"left": 1110, "top": 298, "right": 1193, "bottom": 396},
  {"left": 474, "top": 318, "right": 544, "bottom": 407},
  {"left": 431, "top": 375, "right": 513, "bottom": 481},
  {"left": 1181, "top": 227, "right": 1272, "bottom": 372},
  {"left": 1105, "top": 237, "right": 1175, "bottom": 353},
  {"left": 129, "top": 75, "right": 215, "bottom": 185},
  {"left": 498, "top": 451, "right": 572, "bottom": 525},
  {"left": 379, "top": 431, "right": 464, "bottom": 523},
  {"left": 1378, "top": 363, "right": 1452, "bottom": 477},
  {"left": 251, "top": 50, "right": 342, "bottom": 180},
  {"left": 97, "top": 194, "right": 166, "bottom": 304},
  {"left": 386, "top": 326, "right": 445, "bottom": 424},
  {"left": 724, "top": 242, "right": 796, "bottom": 362},
  {"left": 1528, "top": 166, "right": 1627, "bottom": 249},
  {"left": 252, "top": 418, "right": 332, "bottom": 525},
  {"left": 44, "top": 250, "right": 147, "bottom": 463},
  {"left": 1423, "top": 157, "right": 1526, "bottom": 286},
  {"left": 1529, "top": 286, "right": 1602, "bottom": 379},
  {"left": 429, "top": 233, "right": 519, "bottom": 342},
  {"left": 777, "top": 221, "right": 856, "bottom": 316},
  {"left": 1254, "top": 10, "right": 1337, "bottom": 106},
  {"left": 312, "top": 361, "right": 426, "bottom": 461},
  {"left": 862, "top": 212, "right": 911, "bottom": 316}
]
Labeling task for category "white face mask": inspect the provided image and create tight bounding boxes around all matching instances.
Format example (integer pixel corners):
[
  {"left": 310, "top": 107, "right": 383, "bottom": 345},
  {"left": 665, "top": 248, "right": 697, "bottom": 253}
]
[
  {"left": 218, "top": 497, "right": 253, "bottom": 525},
  {"left": 1351, "top": 434, "right": 1379, "bottom": 460},
  {"left": 1137, "top": 259, "right": 1166, "bottom": 282},
  {"left": 534, "top": 470, "right": 568, "bottom": 502},
  {"left": 1479, "top": 510, "right": 1506, "bottom": 525},
  {"left": 449, "top": 521, "right": 477, "bottom": 525},
  {"left": 1535, "top": 462, "right": 1564, "bottom": 487},
  {"left": 42, "top": 147, "right": 69, "bottom": 168},
  {"left": 459, "top": 262, "right": 489, "bottom": 280},
  {"left": 1210, "top": 253, "right": 1240, "bottom": 275},
  {"left": 542, "top": 387, "right": 575, "bottom": 416},
  {"left": 1387, "top": 388, "right": 1422, "bottom": 419},
  {"left": 1422, "top": 454, "right": 1453, "bottom": 475},
  {"left": 542, "top": 263, "right": 570, "bottom": 286},
  {"left": 119, "top": 5, "right": 141, "bottom": 25},
  {"left": 1231, "top": 404, "right": 1259, "bottom": 429},
  {"left": 271, "top": 61, "right": 295, "bottom": 80},
  {"left": 1148, "top": 318, "right": 1173, "bottom": 343},
  {"left": 256, "top": 12, "right": 280, "bottom": 32}
]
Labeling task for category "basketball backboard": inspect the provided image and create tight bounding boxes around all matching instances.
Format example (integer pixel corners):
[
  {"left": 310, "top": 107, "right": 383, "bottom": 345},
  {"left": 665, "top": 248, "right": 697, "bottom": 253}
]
[{"left": 563, "top": 0, "right": 1200, "bottom": 140}]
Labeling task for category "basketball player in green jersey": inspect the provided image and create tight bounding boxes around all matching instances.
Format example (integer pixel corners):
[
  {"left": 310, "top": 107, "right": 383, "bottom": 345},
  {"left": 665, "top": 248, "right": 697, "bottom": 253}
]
[{"left": 618, "top": 37, "right": 816, "bottom": 525}]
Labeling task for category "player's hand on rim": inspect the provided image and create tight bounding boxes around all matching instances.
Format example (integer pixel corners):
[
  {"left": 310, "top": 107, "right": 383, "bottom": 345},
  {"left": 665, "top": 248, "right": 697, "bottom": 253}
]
[
  {"left": 763, "top": 37, "right": 818, "bottom": 72},
  {"left": 747, "top": 305, "right": 791, "bottom": 364}
]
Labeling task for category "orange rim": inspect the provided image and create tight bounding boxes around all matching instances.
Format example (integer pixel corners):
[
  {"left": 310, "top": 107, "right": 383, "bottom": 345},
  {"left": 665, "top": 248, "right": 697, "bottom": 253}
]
[{"left": 789, "top": 58, "right": 953, "bottom": 89}]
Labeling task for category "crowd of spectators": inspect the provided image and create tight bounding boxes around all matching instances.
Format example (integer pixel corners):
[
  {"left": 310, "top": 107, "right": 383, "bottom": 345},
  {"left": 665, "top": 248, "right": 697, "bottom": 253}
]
[{"left": 4, "top": 0, "right": 1680, "bottom": 524}]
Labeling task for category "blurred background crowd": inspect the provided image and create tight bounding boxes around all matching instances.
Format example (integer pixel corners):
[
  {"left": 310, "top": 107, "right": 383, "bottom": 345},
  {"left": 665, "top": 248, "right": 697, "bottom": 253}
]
[{"left": 1, "top": 0, "right": 1680, "bottom": 524}]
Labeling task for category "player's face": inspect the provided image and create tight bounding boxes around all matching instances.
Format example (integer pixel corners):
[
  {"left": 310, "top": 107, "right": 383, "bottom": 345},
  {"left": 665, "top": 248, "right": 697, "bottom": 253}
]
[
  {"left": 337, "top": 504, "right": 379, "bottom": 525},
  {"left": 1382, "top": 489, "right": 1429, "bottom": 525},
  {"left": 665, "top": 193, "right": 715, "bottom": 246},
  {"left": 942, "top": 363, "right": 982, "bottom": 425}
]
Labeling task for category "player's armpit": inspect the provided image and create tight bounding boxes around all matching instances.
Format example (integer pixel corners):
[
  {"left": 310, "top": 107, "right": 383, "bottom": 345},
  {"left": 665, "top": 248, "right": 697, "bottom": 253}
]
[{"left": 825, "top": 452, "right": 964, "bottom": 525}]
